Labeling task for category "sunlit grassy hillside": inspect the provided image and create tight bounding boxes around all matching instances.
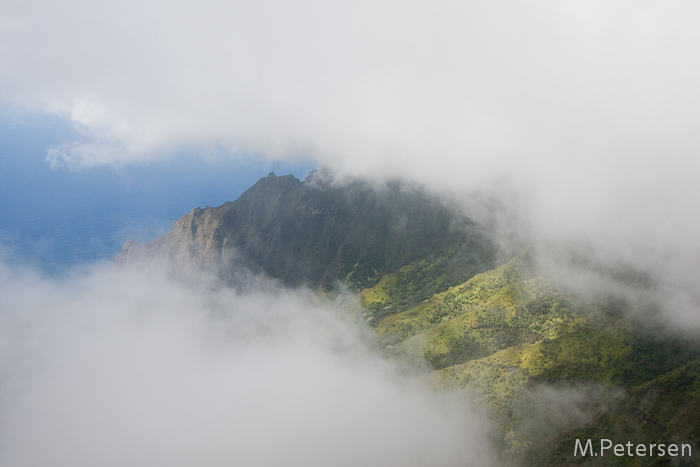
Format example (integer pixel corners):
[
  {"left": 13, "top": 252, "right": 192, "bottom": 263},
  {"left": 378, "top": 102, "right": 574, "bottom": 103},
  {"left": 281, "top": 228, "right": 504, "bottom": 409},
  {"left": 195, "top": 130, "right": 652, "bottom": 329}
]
[{"left": 363, "top": 252, "right": 700, "bottom": 466}]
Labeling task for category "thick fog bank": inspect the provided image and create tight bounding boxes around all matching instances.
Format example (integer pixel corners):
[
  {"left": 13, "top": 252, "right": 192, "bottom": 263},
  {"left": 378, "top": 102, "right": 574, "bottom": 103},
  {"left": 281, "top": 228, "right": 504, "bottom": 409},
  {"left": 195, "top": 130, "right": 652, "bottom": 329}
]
[{"left": 0, "top": 260, "right": 495, "bottom": 467}]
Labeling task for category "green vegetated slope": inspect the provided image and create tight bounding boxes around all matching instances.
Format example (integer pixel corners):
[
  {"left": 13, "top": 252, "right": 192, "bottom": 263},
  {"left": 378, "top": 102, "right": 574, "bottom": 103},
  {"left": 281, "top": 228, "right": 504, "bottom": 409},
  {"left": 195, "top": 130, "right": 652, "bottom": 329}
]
[{"left": 365, "top": 252, "right": 700, "bottom": 466}]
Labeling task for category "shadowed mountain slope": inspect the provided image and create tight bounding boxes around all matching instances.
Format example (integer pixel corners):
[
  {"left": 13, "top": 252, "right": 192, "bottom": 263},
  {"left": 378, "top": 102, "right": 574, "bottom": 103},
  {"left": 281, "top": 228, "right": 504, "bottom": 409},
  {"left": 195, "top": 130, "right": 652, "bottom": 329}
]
[{"left": 116, "top": 171, "right": 496, "bottom": 291}]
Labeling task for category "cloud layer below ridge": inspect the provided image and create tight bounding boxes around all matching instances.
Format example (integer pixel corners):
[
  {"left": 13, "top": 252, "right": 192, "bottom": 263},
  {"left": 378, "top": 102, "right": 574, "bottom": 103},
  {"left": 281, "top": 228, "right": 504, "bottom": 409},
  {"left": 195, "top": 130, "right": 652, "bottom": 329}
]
[{"left": 0, "top": 261, "right": 495, "bottom": 466}]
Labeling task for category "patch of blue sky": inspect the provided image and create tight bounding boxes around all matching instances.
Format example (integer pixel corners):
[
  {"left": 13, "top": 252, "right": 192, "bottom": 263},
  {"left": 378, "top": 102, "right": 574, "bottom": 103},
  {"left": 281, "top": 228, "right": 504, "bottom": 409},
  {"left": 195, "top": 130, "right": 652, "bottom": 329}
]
[{"left": 0, "top": 107, "right": 315, "bottom": 275}]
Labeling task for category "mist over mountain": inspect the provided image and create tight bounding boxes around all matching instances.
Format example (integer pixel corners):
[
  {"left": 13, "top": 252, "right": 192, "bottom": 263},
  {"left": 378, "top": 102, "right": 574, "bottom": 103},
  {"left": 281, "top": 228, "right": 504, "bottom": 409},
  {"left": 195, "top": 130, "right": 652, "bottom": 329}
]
[
  {"left": 111, "top": 171, "right": 700, "bottom": 465},
  {"left": 2, "top": 169, "right": 699, "bottom": 466}
]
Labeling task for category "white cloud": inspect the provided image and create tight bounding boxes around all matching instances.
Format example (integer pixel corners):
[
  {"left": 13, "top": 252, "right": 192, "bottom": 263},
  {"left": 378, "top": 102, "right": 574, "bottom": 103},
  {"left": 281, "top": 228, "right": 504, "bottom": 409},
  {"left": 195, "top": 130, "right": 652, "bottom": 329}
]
[
  {"left": 0, "top": 260, "right": 496, "bottom": 466},
  {"left": 2, "top": 0, "right": 695, "bottom": 174}
]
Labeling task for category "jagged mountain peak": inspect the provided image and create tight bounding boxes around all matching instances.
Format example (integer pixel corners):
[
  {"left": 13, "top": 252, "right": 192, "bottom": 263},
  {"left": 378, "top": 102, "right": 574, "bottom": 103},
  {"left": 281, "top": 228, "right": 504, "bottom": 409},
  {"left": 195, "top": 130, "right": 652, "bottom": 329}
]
[{"left": 117, "top": 172, "right": 495, "bottom": 290}]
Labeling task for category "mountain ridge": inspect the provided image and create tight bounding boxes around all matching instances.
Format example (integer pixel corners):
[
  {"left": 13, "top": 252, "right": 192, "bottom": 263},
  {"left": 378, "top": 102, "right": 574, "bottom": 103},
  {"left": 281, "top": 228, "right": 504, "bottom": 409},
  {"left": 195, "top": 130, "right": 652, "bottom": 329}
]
[{"left": 117, "top": 171, "right": 497, "bottom": 292}]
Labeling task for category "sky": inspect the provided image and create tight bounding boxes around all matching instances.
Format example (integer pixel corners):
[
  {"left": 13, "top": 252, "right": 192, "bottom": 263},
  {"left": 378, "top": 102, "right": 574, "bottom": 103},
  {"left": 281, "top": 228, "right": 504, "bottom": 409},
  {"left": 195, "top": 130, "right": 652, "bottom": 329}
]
[
  {"left": 0, "top": 0, "right": 699, "bottom": 465},
  {"left": 0, "top": 108, "right": 314, "bottom": 272}
]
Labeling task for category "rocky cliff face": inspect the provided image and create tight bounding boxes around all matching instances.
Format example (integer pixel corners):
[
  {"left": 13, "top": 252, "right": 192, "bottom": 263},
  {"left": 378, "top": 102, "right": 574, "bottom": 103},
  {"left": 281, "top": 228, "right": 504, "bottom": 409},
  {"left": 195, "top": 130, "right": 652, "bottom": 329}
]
[{"left": 117, "top": 171, "right": 496, "bottom": 290}]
